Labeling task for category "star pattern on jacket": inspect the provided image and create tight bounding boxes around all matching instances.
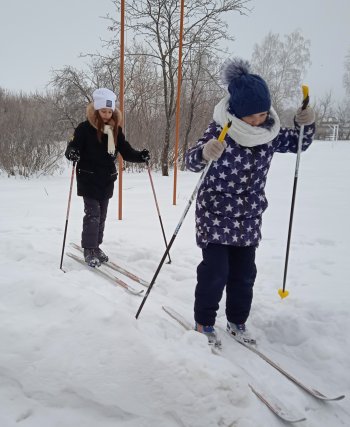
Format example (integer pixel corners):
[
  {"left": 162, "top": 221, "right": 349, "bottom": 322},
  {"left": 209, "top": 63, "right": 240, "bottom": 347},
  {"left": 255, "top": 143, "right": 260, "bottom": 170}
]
[{"left": 186, "top": 120, "right": 315, "bottom": 248}]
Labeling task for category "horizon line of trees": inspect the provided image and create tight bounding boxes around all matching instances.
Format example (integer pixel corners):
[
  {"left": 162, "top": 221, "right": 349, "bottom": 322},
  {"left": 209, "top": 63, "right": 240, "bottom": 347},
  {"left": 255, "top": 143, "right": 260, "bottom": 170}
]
[{"left": 1, "top": 0, "right": 349, "bottom": 178}]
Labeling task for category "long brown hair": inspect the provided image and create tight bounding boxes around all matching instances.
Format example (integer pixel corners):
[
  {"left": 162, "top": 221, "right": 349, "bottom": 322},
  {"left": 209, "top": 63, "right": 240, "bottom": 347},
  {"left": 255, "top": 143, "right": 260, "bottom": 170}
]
[{"left": 94, "top": 110, "right": 120, "bottom": 145}]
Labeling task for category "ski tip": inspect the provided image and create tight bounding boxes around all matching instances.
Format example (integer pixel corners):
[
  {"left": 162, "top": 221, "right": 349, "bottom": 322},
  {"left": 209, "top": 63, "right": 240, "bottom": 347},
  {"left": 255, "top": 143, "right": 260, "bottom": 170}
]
[
  {"left": 312, "top": 391, "right": 345, "bottom": 401},
  {"left": 249, "top": 384, "right": 307, "bottom": 423}
]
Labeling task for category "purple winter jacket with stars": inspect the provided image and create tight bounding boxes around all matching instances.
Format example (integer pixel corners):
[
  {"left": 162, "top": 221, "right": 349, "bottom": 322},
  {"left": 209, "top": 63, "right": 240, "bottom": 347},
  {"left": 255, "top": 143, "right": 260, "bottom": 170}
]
[{"left": 185, "top": 121, "right": 315, "bottom": 249}]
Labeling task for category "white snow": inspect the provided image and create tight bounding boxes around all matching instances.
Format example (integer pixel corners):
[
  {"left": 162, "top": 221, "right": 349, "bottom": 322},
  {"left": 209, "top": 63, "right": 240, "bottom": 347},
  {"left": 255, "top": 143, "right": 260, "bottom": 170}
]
[{"left": 1, "top": 140, "right": 349, "bottom": 427}]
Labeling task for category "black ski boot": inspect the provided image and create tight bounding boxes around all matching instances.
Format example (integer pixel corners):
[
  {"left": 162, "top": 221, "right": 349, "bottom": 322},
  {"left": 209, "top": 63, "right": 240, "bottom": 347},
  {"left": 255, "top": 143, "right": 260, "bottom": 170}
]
[
  {"left": 94, "top": 247, "right": 109, "bottom": 263},
  {"left": 83, "top": 248, "right": 101, "bottom": 268}
]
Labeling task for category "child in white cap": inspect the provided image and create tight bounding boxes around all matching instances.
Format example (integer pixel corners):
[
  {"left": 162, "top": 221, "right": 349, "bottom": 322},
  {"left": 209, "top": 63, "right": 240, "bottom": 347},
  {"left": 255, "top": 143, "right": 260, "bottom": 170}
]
[{"left": 65, "top": 88, "right": 150, "bottom": 267}]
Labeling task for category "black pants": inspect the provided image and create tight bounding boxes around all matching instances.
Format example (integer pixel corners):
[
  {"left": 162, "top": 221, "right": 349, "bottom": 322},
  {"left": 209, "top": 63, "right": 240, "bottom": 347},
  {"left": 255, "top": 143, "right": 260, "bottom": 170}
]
[
  {"left": 81, "top": 197, "right": 109, "bottom": 249},
  {"left": 194, "top": 243, "right": 257, "bottom": 326}
]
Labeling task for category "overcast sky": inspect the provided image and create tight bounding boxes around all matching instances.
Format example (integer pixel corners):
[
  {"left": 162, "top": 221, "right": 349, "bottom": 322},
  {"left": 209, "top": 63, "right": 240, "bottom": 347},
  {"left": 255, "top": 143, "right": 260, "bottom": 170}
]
[{"left": 0, "top": 0, "right": 349, "bottom": 102}]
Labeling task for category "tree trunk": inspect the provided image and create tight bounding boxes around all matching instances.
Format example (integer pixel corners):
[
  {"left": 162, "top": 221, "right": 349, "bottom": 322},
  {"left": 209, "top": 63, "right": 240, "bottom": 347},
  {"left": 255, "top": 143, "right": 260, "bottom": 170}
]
[{"left": 161, "top": 123, "right": 170, "bottom": 176}]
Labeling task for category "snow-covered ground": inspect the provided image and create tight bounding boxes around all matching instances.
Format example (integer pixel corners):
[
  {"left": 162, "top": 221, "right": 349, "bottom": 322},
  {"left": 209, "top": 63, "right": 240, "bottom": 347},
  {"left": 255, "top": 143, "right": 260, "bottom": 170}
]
[{"left": 1, "top": 140, "right": 349, "bottom": 427}]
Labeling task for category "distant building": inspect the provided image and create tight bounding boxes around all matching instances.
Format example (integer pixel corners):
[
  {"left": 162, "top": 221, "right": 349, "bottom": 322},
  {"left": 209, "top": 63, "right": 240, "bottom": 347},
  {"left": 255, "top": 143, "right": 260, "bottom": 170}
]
[{"left": 316, "top": 116, "right": 350, "bottom": 141}]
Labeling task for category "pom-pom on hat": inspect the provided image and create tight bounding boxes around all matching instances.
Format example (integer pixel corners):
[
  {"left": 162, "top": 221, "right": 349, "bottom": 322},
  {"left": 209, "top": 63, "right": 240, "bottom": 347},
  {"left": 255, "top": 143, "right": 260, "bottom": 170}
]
[
  {"left": 92, "top": 88, "right": 116, "bottom": 111},
  {"left": 221, "top": 58, "right": 271, "bottom": 118}
]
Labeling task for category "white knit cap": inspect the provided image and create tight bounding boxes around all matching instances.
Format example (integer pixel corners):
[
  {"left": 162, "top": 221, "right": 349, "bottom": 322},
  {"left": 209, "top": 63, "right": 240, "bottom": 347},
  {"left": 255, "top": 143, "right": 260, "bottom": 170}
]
[{"left": 92, "top": 88, "right": 116, "bottom": 110}]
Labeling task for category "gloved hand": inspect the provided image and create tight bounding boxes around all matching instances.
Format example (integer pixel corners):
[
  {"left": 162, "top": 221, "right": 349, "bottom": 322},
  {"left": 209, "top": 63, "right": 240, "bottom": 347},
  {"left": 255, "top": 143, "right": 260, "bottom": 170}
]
[
  {"left": 140, "top": 149, "right": 150, "bottom": 163},
  {"left": 295, "top": 107, "right": 315, "bottom": 126},
  {"left": 65, "top": 146, "right": 80, "bottom": 162},
  {"left": 202, "top": 138, "right": 227, "bottom": 162}
]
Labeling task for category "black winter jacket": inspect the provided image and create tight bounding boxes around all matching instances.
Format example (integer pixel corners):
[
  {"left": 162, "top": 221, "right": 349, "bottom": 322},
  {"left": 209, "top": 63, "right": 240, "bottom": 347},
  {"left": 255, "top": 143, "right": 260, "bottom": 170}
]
[{"left": 65, "top": 111, "right": 144, "bottom": 200}]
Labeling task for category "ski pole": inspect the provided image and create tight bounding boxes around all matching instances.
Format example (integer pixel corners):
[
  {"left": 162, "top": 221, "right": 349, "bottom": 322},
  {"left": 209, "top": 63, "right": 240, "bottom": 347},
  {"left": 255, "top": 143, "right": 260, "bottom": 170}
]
[
  {"left": 278, "top": 85, "right": 309, "bottom": 299},
  {"left": 59, "top": 161, "right": 76, "bottom": 271},
  {"left": 146, "top": 161, "right": 172, "bottom": 264},
  {"left": 136, "top": 121, "right": 232, "bottom": 318}
]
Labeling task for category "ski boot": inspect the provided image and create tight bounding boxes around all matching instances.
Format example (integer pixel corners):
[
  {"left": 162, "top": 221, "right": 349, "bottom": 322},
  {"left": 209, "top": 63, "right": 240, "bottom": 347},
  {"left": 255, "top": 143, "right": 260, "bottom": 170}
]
[
  {"left": 94, "top": 247, "right": 109, "bottom": 263},
  {"left": 83, "top": 248, "right": 101, "bottom": 268},
  {"left": 227, "top": 321, "right": 256, "bottom": 345},
  {"left": 195, "top": 323, "right": 222, "bottom": 349}
]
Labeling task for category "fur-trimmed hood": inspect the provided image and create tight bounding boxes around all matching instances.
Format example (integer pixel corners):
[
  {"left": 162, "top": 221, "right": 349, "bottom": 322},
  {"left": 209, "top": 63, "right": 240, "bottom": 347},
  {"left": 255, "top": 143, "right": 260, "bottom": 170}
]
[{"left": 86, "top": 102, "right": 123, "bottom": 129}]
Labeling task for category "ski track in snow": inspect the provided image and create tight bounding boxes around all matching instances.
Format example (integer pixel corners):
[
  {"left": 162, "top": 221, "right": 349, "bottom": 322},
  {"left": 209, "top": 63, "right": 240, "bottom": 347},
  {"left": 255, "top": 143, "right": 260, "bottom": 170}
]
[{"left": 0, "top": 141, "right": 350, "bottom": 426}]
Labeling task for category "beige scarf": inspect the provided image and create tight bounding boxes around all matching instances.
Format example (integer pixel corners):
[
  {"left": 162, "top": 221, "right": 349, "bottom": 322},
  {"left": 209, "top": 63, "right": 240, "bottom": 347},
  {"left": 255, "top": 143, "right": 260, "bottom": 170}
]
[{"left": 103, "top": 125, "right": 115, "bottom": 155}]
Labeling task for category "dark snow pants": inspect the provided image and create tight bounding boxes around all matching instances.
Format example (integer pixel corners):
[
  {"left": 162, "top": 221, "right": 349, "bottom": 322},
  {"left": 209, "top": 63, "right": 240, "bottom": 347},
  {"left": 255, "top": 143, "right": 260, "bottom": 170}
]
[
  {"left": 81, "top": 197, "right": 109, "bottom": 249},
  {"left": 194, "top": 243, "right": 257, "bottom": 327}
]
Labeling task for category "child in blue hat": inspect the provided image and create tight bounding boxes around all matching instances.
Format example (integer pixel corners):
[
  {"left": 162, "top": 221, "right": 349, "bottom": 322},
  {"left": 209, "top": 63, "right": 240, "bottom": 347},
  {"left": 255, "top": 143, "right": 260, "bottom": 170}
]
[{"left": 185, "top": 58, "right": 315, "bottom": 346}]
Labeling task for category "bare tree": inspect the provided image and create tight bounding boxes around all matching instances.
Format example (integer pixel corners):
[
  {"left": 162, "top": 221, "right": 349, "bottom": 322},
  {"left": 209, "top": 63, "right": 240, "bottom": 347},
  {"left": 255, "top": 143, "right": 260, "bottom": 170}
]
[
  {"left": 312, "top": 91, "right": 335, "bottom": 139},
  {"left": 0, "top": 90, "right": 65, "bottom": 177},
  {"left": 344, "top": 49, "right": 350, "bottom": 96},
  {"left": 123, "top": 46, "right": 167, "bottom": 168},
  {"left": 251, "top": 30, "right": 311, "bottom": 116},
  {"left": 314, "top": 91, "right": 334, "bottom": 124},
  {"left": 179, "top": 48, "right": 224, "bottom": 169},
  {"left": 340, "top": 50, "right": 350, "bottom": 139},
  {"left": 108, "top": 0, "right": 250, "bottom": 175},
  {"left": 49, "top": 50, "right": 122, "bottom": 134},
  {"left": 336, "top": 100, "right": 350, "bottom": 140}
]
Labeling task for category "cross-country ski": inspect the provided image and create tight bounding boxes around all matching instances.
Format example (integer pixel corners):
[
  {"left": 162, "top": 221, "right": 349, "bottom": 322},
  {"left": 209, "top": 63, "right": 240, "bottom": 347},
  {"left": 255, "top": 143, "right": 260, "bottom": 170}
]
[
  {"left": 67, "top": 252, "right": 144, "bottom": 296},
  {"left": 70, "top": 242, "right": 150, "bottom": 287}
]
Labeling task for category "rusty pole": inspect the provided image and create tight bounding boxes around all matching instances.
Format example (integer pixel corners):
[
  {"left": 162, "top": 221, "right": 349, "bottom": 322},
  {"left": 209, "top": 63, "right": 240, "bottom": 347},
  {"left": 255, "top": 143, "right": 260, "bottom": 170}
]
[{"left": 118, "top": 0, "right": 125, "bottom": 219}]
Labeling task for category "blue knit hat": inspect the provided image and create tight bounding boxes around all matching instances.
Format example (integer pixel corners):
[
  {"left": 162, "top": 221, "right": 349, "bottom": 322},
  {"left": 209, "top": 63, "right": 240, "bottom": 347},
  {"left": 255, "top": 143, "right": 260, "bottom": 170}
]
[{"left": 222, "top": 58, "right": 271, "bottom": 118}]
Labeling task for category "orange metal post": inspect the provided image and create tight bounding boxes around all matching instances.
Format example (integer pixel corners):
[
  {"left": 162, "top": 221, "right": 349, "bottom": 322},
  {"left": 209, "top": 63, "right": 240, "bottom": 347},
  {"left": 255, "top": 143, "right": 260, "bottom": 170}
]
[
  {"left": 172, "top": 0, "right": 185, "bottom": 206},
  {"left": 118, "top": 0, "right": 125, "bottom": 220}
]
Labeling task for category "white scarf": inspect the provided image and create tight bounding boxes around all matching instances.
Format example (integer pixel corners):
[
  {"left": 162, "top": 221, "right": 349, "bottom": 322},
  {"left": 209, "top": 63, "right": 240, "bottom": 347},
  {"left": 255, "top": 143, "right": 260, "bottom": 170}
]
[
  {"left": 103, "top": 125, "right": 115, "bottom": 154},
  {"left": 213, "top": 95, "right": 281, "bottom": 147}
]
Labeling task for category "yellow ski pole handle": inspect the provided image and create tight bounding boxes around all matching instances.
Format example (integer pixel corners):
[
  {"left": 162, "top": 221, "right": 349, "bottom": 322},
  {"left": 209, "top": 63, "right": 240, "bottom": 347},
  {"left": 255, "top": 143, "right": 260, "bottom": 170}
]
[
  {"left": 218, "top": 120, "right": 232, "bottom": 142},
  {"left": 302, "top": 84, "right": 309, "bottom": 99},
  {"left": 278, "top": 85, "right": 310, "bottom": 300},
  {"left": 301, "top": 84, "right": 309, "bottom": 110}
]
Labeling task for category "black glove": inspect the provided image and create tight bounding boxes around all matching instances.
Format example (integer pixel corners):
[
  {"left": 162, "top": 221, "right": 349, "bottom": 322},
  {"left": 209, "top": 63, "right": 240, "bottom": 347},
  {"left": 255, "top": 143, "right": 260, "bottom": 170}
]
[
  {"left": 140, "top": 149, "right": 150, "bottom": 163},
  {"left": 65, "top": 146, "right": 80, "bottom": 162}
]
